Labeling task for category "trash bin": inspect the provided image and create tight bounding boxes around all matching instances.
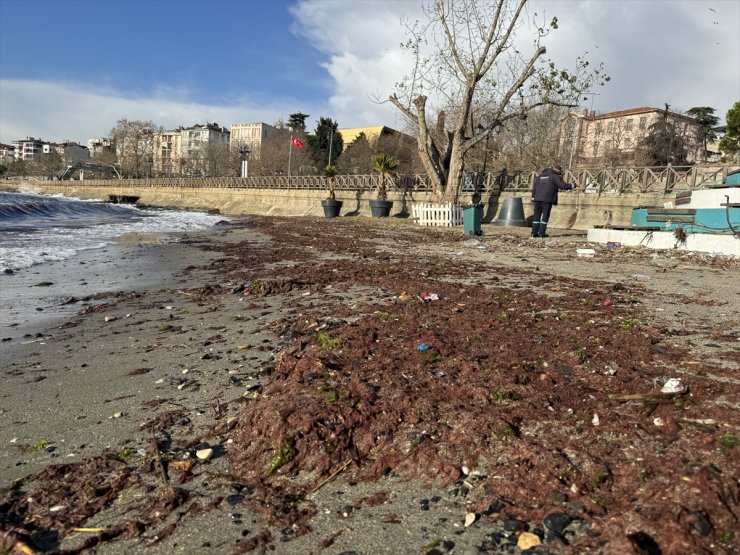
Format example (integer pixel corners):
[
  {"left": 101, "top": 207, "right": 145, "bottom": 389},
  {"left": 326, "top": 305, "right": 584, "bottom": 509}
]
[
  {"left": 463, "top": 204, "right": 483, "bottom": 236},
  {"left": 494, "top": 197, "right": 527, "bottom": 227}
]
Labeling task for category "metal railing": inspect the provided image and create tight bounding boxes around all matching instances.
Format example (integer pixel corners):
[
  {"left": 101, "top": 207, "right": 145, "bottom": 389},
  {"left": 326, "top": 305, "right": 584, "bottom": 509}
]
[{"left": 36, "top": 164, "right": 738, "bottom": 195}]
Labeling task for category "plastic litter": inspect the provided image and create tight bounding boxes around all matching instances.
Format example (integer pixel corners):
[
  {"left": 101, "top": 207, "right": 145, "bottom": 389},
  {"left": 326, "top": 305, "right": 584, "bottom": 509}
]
[
  {"left": 606, "top": 242, "right": 622, "bottom": 250},
  {"left": 632, "top": 274, "right": 651, "bottom": 281},
  {"left": 417, "top": 343, "right": 429, "bottom": 351},
  {"left": 577, "top": 248, "right": 596, "bottom": 257},
  {"left": 660, "top": 378, "right": 686, "bottom": 394},
  {"left": 422, "top": 292, "right": 439, "bottom": 302}
]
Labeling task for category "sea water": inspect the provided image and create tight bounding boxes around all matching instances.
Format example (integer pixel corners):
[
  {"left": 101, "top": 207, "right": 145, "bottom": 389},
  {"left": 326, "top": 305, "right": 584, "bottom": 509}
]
[
  {"left": 0, "top": 191, "right": 225, "bottom": 272},
  {"left": 0, "top": 191, "right": 228, "bottom": 349}
]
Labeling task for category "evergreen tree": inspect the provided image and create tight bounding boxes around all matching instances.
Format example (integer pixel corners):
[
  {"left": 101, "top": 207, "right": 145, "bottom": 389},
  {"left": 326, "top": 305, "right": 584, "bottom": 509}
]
[
  {"left": 687, "top": 106, "right": 719, "bottom": 161},
  {"left": 719, "top": 101, "right": 740, "bottom": 160},
  {"left": 638, "top": 107, "right": 688, "bottom": 166},
  {"left": 288, "top": 113, "right": 310, "bottom": 132},
  {"left": 307, "top": 117, "right": 343, "bottom": 172}
]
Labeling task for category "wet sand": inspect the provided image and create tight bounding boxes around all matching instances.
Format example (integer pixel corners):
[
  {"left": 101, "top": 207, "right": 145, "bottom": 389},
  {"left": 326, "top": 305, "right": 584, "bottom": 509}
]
[{"left": 1, "top": 217, "right": 738, "bottom": 554}]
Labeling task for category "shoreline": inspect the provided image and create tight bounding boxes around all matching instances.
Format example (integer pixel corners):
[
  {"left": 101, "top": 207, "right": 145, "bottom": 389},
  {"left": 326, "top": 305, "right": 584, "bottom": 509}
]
[
  {"left": 1, "top": 218, "right": 738, "bottom": 554},
  {"left": 0, "top": 231, "right": 210, "bottom": 353}
]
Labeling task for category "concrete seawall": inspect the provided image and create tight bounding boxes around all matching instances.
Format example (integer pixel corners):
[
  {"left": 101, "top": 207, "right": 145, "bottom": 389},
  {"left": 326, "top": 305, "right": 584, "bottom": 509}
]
[{"left": 1, "top": 180, "right": 669, "bottom": 230}]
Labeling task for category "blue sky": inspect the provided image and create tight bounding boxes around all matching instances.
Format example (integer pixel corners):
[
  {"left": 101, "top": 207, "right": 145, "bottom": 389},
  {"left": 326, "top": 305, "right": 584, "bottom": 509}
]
[{"left": 1, "top": 0, "right": 738, "bottom": 145}]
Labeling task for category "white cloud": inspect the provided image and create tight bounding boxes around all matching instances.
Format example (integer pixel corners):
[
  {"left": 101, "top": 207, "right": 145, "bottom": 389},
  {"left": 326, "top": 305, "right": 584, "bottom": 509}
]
[
  {"left": 294, "top": 0, "right": 739, "bottom": 125},
  {"left": 0, "top": 79, "right": 330, "bottom": 144},
  {"left": 2, "top": 0, "right": 738, "bottom": 145}
]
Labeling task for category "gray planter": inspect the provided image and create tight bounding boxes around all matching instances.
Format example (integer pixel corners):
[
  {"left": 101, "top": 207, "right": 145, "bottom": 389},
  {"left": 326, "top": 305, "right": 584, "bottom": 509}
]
[{"left": 369, "top": 199, "right": 393, "bottom": 218}]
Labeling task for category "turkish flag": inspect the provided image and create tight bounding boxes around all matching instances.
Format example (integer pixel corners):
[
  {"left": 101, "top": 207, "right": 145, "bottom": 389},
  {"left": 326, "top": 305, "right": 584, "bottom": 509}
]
[{"left": 291, "top": 137, "right": 304, "bottom": 148}]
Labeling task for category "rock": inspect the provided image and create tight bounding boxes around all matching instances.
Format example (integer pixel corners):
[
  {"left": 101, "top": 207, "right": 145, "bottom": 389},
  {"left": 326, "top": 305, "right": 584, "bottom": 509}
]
[
  {"left": 503, "top": 517, "right": 527, "bottom": 532},
  {"left": 517, "top": 531, "right": 541, "bottom": 550},
  {"left": 3, "top": 268, "right": 14, "bottom": 275},
  {"left": 543, "top": 512, "right": 572, "bottom": 535},
  {"left": 104, "top": 316, "right": 116, "bottom": 322},
  {"left": 464, "top": 512, "right": 477, "bottom": 527},
  {"left": 112, "top": 411, "right": 123, "bottom": 418},
  {"left": 196, "top": 448, "right": 213, "bottom": 460}
]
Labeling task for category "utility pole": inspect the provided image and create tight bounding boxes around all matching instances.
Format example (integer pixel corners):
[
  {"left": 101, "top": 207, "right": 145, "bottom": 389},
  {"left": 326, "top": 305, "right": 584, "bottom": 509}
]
[{"left": 328, "top": 129, "right": 334, "bottom": 166}]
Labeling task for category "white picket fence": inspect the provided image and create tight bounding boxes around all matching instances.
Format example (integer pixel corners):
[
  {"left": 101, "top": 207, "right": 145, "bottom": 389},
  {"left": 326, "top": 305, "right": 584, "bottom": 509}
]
[{"left": 411, "top": 202, "right": 464, "bottom": 227}]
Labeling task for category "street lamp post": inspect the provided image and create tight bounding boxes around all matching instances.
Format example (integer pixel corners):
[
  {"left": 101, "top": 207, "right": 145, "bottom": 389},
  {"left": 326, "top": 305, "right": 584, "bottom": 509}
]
[{"left": 239, "top": 145, "right": 250, "bottom": 178}]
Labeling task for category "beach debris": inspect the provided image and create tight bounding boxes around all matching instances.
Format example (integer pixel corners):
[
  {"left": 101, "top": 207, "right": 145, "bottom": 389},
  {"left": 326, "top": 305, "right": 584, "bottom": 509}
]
[
  {"left": 660, "top": 378, "right": 687, "bottom": 395},
  {"left": 632, "top": 274, "right": 651, "bottom": 281},
  {"left": 34, "top": 281, "right": 54, "bottom": 287},
  {"left": 417, "top": 343, "right": 429, "bottom": 351},
  {"left": 654, "top": 417, "right": 665, "bottom": 427},
  {"left": 517, "top": 531, "right": 542, "bottom": 550},
  {"left": 104, "top": 316, "right": 116, "bottom": 322},
  {"left": 112, "top": 411, "right": 123, "bottom": 418},
  {"left": 125, "top": 313, "right": 132, "bottom": 318},
  {"left": 421, "top": 291, "right": 439, "bottom": 301},
  {"left": 196, "top": 448, "right": 214, "bottom": 460},
  {"left": 606, "top": 241, "right": 622, "bottom": 250},
  {"left": 577, "top": 248, "right": 596, "bottom": 257},
  {"left": 592, "top": 413, "right": 600, "bottom": 426},
  {"left": 398, "top": 291, "right": 411, "bottom": 303},
  {"left": 464, "top": 512, "right": 477, "bottom": 527},
  {"left": 602, "top": 297, "right": 613, "bottom": 308}
]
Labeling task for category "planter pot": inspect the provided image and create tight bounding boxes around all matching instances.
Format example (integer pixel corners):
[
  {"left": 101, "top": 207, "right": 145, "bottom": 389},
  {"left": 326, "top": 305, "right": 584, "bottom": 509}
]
[
  {"left": 321, "top": 199, "right": 343, "bottom": 219},
  {"left": 369, "top": 199, "right": 393, "bottom": 218}
]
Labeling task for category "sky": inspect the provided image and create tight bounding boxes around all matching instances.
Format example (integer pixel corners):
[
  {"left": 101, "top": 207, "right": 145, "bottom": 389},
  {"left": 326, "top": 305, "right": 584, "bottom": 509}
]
[{"left": 0, "top": 0, "right": 738, "bottom": 146}]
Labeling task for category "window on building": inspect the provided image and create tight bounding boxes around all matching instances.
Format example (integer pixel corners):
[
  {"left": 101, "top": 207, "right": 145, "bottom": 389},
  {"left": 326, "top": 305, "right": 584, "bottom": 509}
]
[
  {"left": 607, "top": 121, "right": 614, "bottom": 132},
  {"left": 626, "top": 119, "right": 633, "bottom": 130},
  {"left": 596, "top": 122, "right": 603, "bottom": 133},
  {"left": 593, "top": 141, "right": 599, "bottom": 157},
  {"left": 639, "top": 117, "right": 647, "bottom": 130}
]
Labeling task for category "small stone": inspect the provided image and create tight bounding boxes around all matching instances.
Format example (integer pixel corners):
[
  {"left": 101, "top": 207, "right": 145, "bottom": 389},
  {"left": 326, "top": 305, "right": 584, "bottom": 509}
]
[
  {"left": 503, "top": 518, "right": 527, "bottom": 532},
  {"left": 104, "top": 316, "right": 116, "bottom": 322},
  {"left": 517, "top": 531, "right": 541, "bottom": 550},
  {"left": 543, "top": 512, "right": 572, "bottom": 535},
  {"left": 196, "top": 448, "right": 213, "bottom": 460},
  {"left": 591, "top": 413, "right": 600, "bottom": 426},
  {"left": 112, "top": 411, "right": 123, "bottom": 418},
  {"left": 464, "top": 512, "right": 477, "bottom": 527}
]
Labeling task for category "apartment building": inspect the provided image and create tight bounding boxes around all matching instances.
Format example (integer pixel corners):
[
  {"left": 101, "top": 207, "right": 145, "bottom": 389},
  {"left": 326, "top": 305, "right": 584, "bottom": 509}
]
[
  {"left": 153, "top": 123, "right": 230, "bottom": 176},
  {"left": 45, "top": 141, "right": 90, "bottom": 162},
  {"left": 230, "top": 122, "right": 277, "bottom": 154},
  {"left": 0, "top": 143, "right": 15, "bottom": 165},
  {"left": 11, "top": 137, "right": 46, "bottom": 160},
  {"left": 561, "top": 107, "right": 703, "bottom": 167},
  {"left": 87, "top": 137, "right": 114, "bottom": 158}
]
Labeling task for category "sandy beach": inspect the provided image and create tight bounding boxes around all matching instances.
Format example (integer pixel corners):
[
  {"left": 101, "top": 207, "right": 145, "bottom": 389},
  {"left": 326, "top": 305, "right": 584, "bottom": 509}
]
[{"left": 1, "top": 216, "right": 738, "bottom": 554}]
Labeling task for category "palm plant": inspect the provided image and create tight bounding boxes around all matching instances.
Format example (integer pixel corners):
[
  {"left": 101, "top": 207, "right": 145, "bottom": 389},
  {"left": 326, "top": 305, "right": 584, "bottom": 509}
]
[
  {"left": 323, "top": 165, "right": 338, "bottom": 200},
  {"left": 372, "top": 153, "right": 398, "bottom": 201}
]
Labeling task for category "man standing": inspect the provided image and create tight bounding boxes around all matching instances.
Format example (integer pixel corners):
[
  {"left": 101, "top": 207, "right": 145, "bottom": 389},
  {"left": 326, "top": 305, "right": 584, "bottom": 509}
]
[{"left": 531, "top": 164, "right": 579, "bottom": 238}]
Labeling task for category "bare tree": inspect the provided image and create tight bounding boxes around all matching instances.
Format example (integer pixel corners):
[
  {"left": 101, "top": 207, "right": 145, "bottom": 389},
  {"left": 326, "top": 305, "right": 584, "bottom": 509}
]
[
  {"left": 110, "top": 119, "right": 161, "bottom": 178},
  {"left": 388, "top": 0, "right": 607, "bottom": 202}
]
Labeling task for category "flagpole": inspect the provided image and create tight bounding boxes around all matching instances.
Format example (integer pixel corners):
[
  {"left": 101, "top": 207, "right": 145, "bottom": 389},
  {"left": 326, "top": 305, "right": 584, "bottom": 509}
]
[{"left": 288, "top": 136, "right": 293, "bottom": 177}]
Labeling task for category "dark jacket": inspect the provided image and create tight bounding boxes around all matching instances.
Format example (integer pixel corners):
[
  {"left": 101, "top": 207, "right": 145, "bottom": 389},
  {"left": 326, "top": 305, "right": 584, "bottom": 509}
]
[{"left": 532, "top": 168, "right": 575, "bottom": 204}]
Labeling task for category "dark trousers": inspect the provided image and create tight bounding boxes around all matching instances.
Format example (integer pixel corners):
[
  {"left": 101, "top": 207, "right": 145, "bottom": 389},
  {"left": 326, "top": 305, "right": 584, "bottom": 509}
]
[{"left": 531, "top": 201, "right": 553, "bottom": 236}]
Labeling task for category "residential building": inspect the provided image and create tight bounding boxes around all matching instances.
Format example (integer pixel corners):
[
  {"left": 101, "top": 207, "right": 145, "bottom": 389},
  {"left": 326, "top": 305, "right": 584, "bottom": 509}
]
[
  {"left": 87, "top": 137, "right": 114, "bottom": 158},
  {"left": 11, "top": 137, "right": 46, "bottom": 160},
  {"left": 45, "top": 141, "right": 90, "bottom": 162},
  {"left": 230, "top": 122, "right": 277, "bottom": 154},
  {"left": 560, "top": 107, "right": 704, "bottom": 167},
  {"left": 0, "top": 143, "right": 15, "bottom": 165},
  {"left": 153, "top": 122, "right": 230, "bottom": 176}
]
